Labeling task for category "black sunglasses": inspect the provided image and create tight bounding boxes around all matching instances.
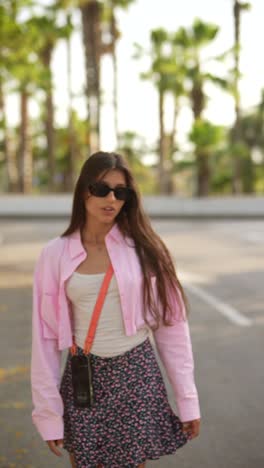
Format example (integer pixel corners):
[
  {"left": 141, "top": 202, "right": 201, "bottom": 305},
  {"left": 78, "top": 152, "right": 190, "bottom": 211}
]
[{"left": 88, "top": 181, "right": 134, "bottom": 201}]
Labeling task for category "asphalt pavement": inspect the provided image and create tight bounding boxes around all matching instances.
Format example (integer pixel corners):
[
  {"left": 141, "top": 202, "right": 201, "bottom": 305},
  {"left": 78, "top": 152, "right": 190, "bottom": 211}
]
[{"left": 0, "top": 219, "right": 263, "bottom": 468}]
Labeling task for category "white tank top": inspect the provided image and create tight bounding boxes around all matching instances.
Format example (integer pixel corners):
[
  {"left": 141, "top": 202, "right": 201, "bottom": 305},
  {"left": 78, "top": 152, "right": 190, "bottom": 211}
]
[{"left": 65, "top": 271, "right": 149, "bottom": 357}]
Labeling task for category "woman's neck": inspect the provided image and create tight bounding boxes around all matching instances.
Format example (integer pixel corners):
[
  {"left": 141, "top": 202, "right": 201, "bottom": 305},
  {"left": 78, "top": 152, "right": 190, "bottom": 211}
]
[{"left": 81, "top": 220, "right": 114, "bottom": 244}]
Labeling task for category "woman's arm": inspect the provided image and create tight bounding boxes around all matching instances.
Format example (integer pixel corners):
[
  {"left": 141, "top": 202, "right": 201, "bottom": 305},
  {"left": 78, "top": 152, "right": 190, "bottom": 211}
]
[
  {"left": 31, "top": 247, "right": 64, "bottom": 441},
  {"left": 152, "top": 285, "right": 201, "bottom": 423}
]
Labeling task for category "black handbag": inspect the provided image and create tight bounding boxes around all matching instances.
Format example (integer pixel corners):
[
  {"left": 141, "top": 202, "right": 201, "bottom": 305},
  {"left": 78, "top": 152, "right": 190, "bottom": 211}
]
[
  {"left": 71, "top": 354, "right": 94, "bottom": 408},
  {"left": 70, "top": 263, "right": 114, "bottom": 408}
]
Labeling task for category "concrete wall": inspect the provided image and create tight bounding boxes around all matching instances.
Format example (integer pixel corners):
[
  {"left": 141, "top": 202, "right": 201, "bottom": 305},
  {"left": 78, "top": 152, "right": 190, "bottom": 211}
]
[{"left": 0, "top": 194, "right": 263, "bottom": 219}]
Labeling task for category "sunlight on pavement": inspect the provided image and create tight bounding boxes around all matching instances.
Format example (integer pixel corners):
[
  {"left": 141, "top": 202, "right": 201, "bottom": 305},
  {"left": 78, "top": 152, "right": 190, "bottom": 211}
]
[
  {"left": 0, "top": 273, "right": 34, "bottom": 289},
  {"left": 0, "top": 401, "right": 28, "bottom": 409},
  {"left": 0, "top": 366, "right": 29, "bottom": 382},
  {"left": 0, "top": 243, "right": 43, "bottom": 266},
  {"left": 0, "top": 242, "right": 44, "bottom": 288}
]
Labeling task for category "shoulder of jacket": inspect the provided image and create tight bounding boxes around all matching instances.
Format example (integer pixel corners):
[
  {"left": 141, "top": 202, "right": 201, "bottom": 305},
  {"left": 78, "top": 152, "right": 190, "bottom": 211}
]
[
  {"left": 36, "top": 236, "right": 67, "bottom": 271},
  {"left": 41, "top": 235, "right": 66, "bottom": 256},
  {"left": 35, "top": 236, "right": 69, "bottom": 284}
]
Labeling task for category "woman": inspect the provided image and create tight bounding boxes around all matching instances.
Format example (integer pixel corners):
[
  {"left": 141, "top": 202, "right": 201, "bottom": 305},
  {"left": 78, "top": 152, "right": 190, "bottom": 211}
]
[{"left": 31, "top": 151, "right": 201, "bottom": 468}]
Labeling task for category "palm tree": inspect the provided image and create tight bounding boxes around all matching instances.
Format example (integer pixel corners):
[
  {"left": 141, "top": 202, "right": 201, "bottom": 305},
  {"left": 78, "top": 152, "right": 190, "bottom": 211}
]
[
  {"left": 57, "top": 0, "right": 134, "bottom": 153},
  {"left": 0, "top": 0, "right": 52, "bottom": 193},
  {"left": 231, "top": 0, "right": 251, "bottom": 193},
  {"left": 150, "top": 29, "right": 170, "bottom": 193},
  {"left": 172, "top": 19, "right": 228, "bottom": 196},
  {"left": 101, "top": 0, "right": 135, "bottom": 146},
  {"left": 189, "top": 119, "right": 224, "bottom": 195},
  {"left": 230, "top": 88, "right": 264, "bottom": 193},
  {"left": 16, "top": 71, "right": 45, "bottom": 193},
  {"left": 10, "top": 10, "right": 48, "bottom": 193},
  {"left": 80, "top": 1, "right": 102, "bottom": 153},
  {"left": 27, "top": 9, "right": 73, "bottom": 190},
  {"left": 0, "top": 4, "right": 19, "bottom": 191},
  {"left": 135, "top": 28, "right": 186, "bottom": 193},
  {"left": 56, "top": 0, "right": 101, "bottom": 153},
  {"left": 66, "top": 11, "right": 77, "bottom": 191}
]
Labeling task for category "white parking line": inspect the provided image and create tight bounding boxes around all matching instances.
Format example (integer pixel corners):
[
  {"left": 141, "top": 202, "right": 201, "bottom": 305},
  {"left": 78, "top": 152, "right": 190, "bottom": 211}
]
[{"left": 180, "top": 272, "right": 252, "bottom": 327}]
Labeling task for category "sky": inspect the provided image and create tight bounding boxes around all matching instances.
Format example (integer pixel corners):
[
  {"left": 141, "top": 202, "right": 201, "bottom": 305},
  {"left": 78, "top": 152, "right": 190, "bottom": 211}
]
[{"left": 6, "top": 0, "right": 264, "bottom": 153}]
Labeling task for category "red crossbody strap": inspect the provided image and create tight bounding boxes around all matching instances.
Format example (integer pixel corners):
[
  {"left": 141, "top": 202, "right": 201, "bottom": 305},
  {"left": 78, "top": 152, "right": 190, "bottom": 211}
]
[
  {"left": 83, "top": 263, "right": 114, "bottom": 355},
  {"left": 70, "top": 263, "right": 114, "bottom": 356}
]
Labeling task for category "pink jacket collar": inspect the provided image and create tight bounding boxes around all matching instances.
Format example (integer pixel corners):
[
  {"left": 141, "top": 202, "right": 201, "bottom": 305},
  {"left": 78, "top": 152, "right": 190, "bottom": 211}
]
[{"left": 68, "top": 222, "right": 122, "bottom": 259}]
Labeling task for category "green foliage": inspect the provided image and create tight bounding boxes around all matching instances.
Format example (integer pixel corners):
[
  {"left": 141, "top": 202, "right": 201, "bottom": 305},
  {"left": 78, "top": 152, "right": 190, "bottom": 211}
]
[
  {"left": 192, "top": 18, "right": 219, "bottom": 44},
  {"left": 138, "top": 27, "right": 184, "bottom": 94},
  {"left": 113, "top": 0, "right": 134, "bottom": 7},
  {"left": 230, "top": 141, "right": 250, "bottom": 160},
  {"left": 237, "top": 2, "right": 251, "bottom": 12},
  {"left": 0, "top": 2, "right": 51, "bottom": 93},
  {"left": 117, "top": 131, "right": 156, "bottom": 194},
  {"left": 255, "top": 165, "right": 264, "bottom": 193},
  {"left": 151, "top": 28, "right": 169, "bottom": 48},
  {"left": 172, "top": 18, "right": 219, "bottom": 48},
  {"left": 209, "top": 147, "right": 232, "bottom": 193},
  {"left": 0, "top": 0, "right": 262, "bottom": 195},
  {"left": 189, "top": 120, "right": 226, "bottom": 195},
  {"left": 235, "top": 106, "right": 264, "bottom": 150},
  {"left": 211, "top": 172, "right": 232, "bottom": 194},
  {"left": 173, "top": 158, "right": 196, "bottom": 172},
  {"left": 189, "top": 119, "right": 224, "bottom": 151},
  {"left": 32, "top": 112, "right": 90, "bottom": 191}
]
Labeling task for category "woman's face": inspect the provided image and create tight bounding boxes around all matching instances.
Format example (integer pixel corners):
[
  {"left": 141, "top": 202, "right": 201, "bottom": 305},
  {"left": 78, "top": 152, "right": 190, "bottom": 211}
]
[{"left": 83, "top": 169, "right": 127, "bottom": 226}]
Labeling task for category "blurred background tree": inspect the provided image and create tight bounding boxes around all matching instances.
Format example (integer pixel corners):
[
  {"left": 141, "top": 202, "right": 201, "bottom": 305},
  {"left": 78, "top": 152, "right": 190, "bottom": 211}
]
[
  {"left": 171, "top": 18, "right": 228, "bottom": 196},
  {"left": 56, "top": 0, "right": 135, "bottom": 154},
  {"left": 0, "top": 0, "right": 263, "bottom": 196},
  {"left": 135, "top": 27, "right": 186, "bottom": 194},
  {"left": 231, "top": 0, "right": 251, "bottom": 194}
]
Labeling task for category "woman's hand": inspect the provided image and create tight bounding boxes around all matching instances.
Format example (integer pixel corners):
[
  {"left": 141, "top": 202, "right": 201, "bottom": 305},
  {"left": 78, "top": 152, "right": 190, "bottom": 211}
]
[
  {"left": 181, "top": 418, "right": 201, "bottom": 439},
  {"left": 46, "top": 439, "right": 64, "bottom": 457}
]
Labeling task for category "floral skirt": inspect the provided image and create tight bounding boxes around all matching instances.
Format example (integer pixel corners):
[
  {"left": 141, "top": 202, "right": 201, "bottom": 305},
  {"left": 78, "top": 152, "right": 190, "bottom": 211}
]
[{"left": 59, "top": 338, "right": 190, "bottom": 468}]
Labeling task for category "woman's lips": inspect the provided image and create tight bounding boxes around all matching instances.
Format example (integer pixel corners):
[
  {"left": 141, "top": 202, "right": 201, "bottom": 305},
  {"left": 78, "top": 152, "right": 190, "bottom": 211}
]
[{"left": 101, "top": 207, "right": 115, "bottom": 215}]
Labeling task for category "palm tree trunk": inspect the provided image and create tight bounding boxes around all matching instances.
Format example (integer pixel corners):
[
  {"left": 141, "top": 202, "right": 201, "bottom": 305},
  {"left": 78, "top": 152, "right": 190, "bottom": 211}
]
[
  {"left": 242, "top": 153, "right": 254, "bottom": 193},
  {"left": 167, "top": 95, "right": 180, "bottom": 193},
  {"left": 170, "top": 95, "right": 179, "bottom": 155},
  {"left": 66, "top": 14, "right": 76, "bottom": 189},
  {"left": 112, "top": 36, "right": 118, "bottom": 147},
  {"left": 191, "top": 79, "right": 204, "bottom": 120},
  {"left": 19, "top": 90, "right": 32, "bottom": 193},
  {"left": 159, "top": 89, "right": 167, "bottom": 193},
  {"left": 80, "top": 0, "right": 101, "bottom": 154},
  {"left": 41, "top": 44, "right": 55, "bottom": 190},
  {"left": 0, "top": 77, "right": 19, "bottom": 192},
  {"left": 232, "top": 0, "right": 243, "bottom": 193},
  {"left": 45, "top": 88, "right": 55, "bottom": 189},
  {"left": 191, "top": 79, "right": 210, "bottom": 196},
  {"left": 197, "top": 152, "right": 210, "bottom": 196},
  {"left": 110, "top": 8, "right": 119, "bottom": 147}
]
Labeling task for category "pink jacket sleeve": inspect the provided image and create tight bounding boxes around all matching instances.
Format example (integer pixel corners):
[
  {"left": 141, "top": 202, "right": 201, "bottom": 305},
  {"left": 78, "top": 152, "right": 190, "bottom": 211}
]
[
  {"left": 153, "top": 284, "right": 201, "bottom": 423},
  {"left": 30, "top": 248, "right": 64, "bottom": 441}
]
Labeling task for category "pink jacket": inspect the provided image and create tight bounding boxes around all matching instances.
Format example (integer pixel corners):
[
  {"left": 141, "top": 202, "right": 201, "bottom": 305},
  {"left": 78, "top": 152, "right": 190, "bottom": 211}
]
[{"left": 31, "top": 223, "right": 200, "bottom": 441}]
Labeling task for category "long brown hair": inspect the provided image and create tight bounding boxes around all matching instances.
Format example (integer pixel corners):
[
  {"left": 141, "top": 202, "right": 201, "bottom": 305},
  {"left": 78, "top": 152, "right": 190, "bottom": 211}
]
[{"left": 61, "top": 151, "right": 189, "bottom": 328}]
